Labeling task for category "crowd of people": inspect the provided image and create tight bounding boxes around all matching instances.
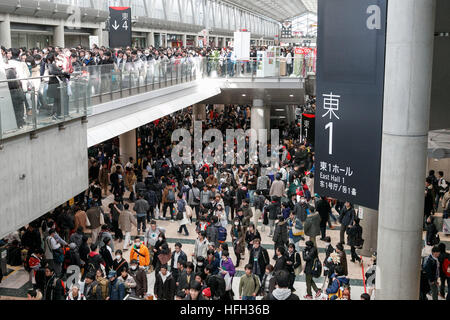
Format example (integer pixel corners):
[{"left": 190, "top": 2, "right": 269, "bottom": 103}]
[
  {"left": 0, "top": 44, "right": 448, "bottom": 300},
  {"left": 0, "top": 43, "right": 297, "bottom": 130}
]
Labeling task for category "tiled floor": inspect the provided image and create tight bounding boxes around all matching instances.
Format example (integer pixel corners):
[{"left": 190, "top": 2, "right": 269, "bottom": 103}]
[{"left": 1, "top": 190, "right": 448, "bottom": 300}]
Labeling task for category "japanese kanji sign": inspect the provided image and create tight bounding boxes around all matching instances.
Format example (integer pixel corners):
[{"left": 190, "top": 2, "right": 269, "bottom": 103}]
[
  {"left": 314, "top": 0, "right": 387, "bottom": 210},
  {"left": 109, "top": 7, "right": 132, "bottom": 48}
]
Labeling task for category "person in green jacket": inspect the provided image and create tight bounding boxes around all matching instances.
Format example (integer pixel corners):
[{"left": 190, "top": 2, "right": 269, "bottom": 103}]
[{"left": 239, "top": 264, "right": 261, "bottom": 300}]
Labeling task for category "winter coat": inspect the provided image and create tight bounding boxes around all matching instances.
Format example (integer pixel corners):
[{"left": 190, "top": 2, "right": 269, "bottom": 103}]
[
  {"left": 154, "top": 271, "right": 176, "bottom": 300},
  {"left": 108, "top": 279, "right": 125, "bottom": 300},
  {"left": 316, "top": 199, "right": 331, "bottom": 223},
  {"left": 177, "top": 270, "right": 197, "bottom": 290},
  {"left": 129, "top": 267, "right": 148, "bottom": 297},
  {"left": 346, "top": 224, "right": 364, "bottom": 247},
  {"left": 206, "top": 223, "right": 220, "bottom": 246},
  {"left": 268, "top": 201, "right": 281, "bottom": 220},
  {"left": 98, "top": 167, "right": 110, "bottom": 186},
  {"left": 304, "top": 212, "right": 321, "bottom": 238},
  {"left": 194, "top": 238, "right": 209, "bottom": 262},
  {"left": 97, "top": 231, "right": 114, "bottom": 251},
  {"left": 248, "top": 246, "right": 270, "bottom": 275},
  {"left": 74, "top": 210, "right": 88, "bottom": 233},
  {"left": 86, "top": 206, "right": 102, "bottom": 230},
  {"left": 302, "top": 245, "right": 318, "bottom": 275},
  {"left": 230, "top": 225, "right": 246, "bottom": 254},
  {"left": 338, "top": 206, "right": 355, "bottom": 227},
  {"left": 269, "top": 180, "right": 285, "bottom": 198},
  {"left": 177, "top": 199, "right": 190, "bottom": 227},
  {"left": 273, "top": 220, "right": 288, "bottom": 247},
  {"left": 118, "top": 210, "right": 137, "bottom": 233},
  {"left": 129, "top": 244, "right": 150, "bottom": 267},
  {"left": 274, "top": 254, "right": 289, "bottom": 272}
]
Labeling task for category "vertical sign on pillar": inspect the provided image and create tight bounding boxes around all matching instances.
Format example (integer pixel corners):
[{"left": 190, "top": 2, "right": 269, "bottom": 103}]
[
  {"left": 314, "top": 0, "right": 387, "bottom": 210},
  {"left": 109, "top": 7, "right": 132, "bottom": 48}
]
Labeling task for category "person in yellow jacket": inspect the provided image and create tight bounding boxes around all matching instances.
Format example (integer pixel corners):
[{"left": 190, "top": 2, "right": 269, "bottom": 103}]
[{"left": 130, "top": 238, "right": 150, "bottom": 269}]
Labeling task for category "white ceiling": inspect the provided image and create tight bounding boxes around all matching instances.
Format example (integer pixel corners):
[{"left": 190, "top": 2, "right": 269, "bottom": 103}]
[{"left": 221, "top": 0, "right": 317, "bottom": 22}]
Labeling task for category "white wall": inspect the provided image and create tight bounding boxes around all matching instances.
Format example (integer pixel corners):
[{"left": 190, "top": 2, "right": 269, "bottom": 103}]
[{"left": 0, "top": 120, "right": 88, "bottom": 238}]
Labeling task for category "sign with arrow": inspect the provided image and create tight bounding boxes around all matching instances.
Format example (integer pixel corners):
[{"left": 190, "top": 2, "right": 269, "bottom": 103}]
[{"left": 109, "top": 7, "right": 132, "bottom": 48}]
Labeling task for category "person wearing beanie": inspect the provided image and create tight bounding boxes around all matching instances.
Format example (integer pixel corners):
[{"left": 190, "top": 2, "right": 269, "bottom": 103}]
[
  {"left": 107, "top": 270, "right": 126, "bottom": 300},
  {"left": 202, "top": 287, "right": 212, "bottom": 300}
]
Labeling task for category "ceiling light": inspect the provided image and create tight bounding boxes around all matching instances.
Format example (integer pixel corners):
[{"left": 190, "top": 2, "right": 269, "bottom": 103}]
[
  {"left": 242, "top": 94, "right": 246, "bottom": 97},
  {"left": 275, "top": 109, "right": 285, "bottom": 111},
  {"left": 289, "top": 94, "right": 294, "bottom": 97}
]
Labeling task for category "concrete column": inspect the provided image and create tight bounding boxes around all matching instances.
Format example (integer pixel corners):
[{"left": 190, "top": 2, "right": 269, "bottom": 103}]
[
  {"left": 182, "top": 34, "right": 187, "bottom": 47},
  {"left": 376, "top": 0, "right": 436, "bottom": 300},
  {"left": 54, "top": 21, "right": 65, "bottom": 48},
  {"left": 356, "top": 207, "right": 378, "bottom": 257},
  {"left": 251, "top": 99, "right": 271, "bottom": 143},
  {"left": 93, "top": 27, "right": 103, "bottom": 48},
  {"left": 0, "top": 14, "right": 11, "bottom": 48},
  {"left": 195, "top": 35, "right": 199, "bottom": 47},
  {"left": 119, "top": 129, "right": 137, "bottom": 165},
  {"left": 164, "top": 34, "right": 168, "bottom": 47},
  {"left": 214, "top": 36, "right": 219, "bottom": 47},
  {"left": 193, "top": 104, "right": 206, "bottom": 121},
  {"left": 147, "top": 31, "right": 155, "bottom": 47}
]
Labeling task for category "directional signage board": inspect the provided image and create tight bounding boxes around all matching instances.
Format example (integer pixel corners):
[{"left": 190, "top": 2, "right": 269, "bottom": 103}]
[
  {"left": 314, "top": 0, "right": 387, "bottom": 210},
  {"left": 109, "top": 7, "right": 132, "bottom": 48}
]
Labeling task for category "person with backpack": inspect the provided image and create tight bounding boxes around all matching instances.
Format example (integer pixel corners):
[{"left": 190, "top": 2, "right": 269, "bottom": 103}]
[
  {"left": 326, "top": 265, "right": 350, "bottom": 300},
  {"left": 239, "top": 264, "right": 261, "bottom": 300},
  {"left": 302, "top": 240, "right": 322, "bottom": 299},
  {"left": 176, "top": 193, "right": 190, "bottom": 236},
  {"left": 99, "top": 238, "right": 114, "bottom": 273},
  {"left": 425, "top": 215, "right": 439, "bottom": 247},
  {"left": 107, "top": 270, "right": 126, "bottom": 300},
  {"left": 273, "top": 216, "right": 288, "bottom": 252},
  {"left": 262, "top": 270, "right": 299, "bottom": 300},
  {"left": 84, "top": 243, "right": 104, "bottom": 279},
  {"left": 43, "top": 266, "right": 66, "bottom": 300},
  {"left": 97, "top": 224, "right": 114, "bottom": 252},
  {"left": 45, "top": 228, "right": 66, "bottom": 277},
  {"left": 346, "top": 218, "right": 364, "bottom": 263},
  {"left": 144, "top": 187, "right": 158, "bottom": 221},
  {"left": 82, "top": 272, "right": 103, "bottom": 300},
  {"left": 162, "top": 184, "right": 176, "bottom": 220}
]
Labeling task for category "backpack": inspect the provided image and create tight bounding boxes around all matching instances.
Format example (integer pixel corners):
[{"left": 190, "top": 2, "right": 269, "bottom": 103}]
[
  {"left": 217, "top": 226, "right": 227, "bottom": 243},
  {"left": 53, "top": 278, "right": 67, "bottom": 297},
  {"left": 93, "top": 278, "right": 109, "bottom": 300},
  {"left": 311, "top": 257, "right": 322, "bottom": 278},
  {"left": 167, "top": 189, "right": 175, "bottom": 202}
]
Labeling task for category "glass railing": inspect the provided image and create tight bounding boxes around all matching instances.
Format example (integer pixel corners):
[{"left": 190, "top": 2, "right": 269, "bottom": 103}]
[{"left": 0, "top": 56, "right": 307, "bottom": 140}]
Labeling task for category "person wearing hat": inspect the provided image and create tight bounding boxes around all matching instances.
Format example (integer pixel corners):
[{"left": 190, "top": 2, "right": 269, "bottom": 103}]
[
  {"left": 107, "top": 270, "right": 125, "bottom": 300},
  {"left": 66, "top": 284, "right": 86, "bottom": 300},
  {"left": 175, "top": 290, "right": 186, "bottom": 300},
  {"left": 202, "top": 287, "right": 212, "bottom": 300}
]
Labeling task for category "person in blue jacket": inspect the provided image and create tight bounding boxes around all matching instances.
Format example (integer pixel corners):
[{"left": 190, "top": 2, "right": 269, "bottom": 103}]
[
  {"left": 107, "top": 270, "right": 126, "bottom": 300},
  {"left": 326, "top": 265, "right": 350, "bottom": 300}
]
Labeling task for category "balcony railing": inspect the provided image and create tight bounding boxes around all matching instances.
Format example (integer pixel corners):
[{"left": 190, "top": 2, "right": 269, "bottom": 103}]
[{"left": 0, "top": 56, "right": 307, "bottom": 141}]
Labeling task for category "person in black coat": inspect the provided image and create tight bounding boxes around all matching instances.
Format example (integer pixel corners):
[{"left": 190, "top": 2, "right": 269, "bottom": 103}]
[
  {"left": 154, "top": 264, "right": 176, "bottom": 300},
  {"left": 177, "top": 262, "right": 197, "bottom": 291},
  {"left": 248, "top": 239, "right": 270, "bottom": 282},
  {"left": 170, "top": 243, "right": 187, "bottom": 282},
  {"left": 316, "top": 196, "right": 331, "bottom": 240},
  {"left": 273, "top": 246, "right": 288, "bottom": 272},
  {"left": 338, "top": 202, "right": 355, "bottom": 244},
  {"left": 99, "top": 238, "right": 114, "bottom": 273},
  {"left": 43, "top": 266, "right": 66, "bottom": 300},
  {"left": 286, "top": 243, "right": 302, "bottom": 291},
  {"left": 425, "top": 216, "right": 439, "bottom": 246},
  {"left": 302, "top": 240, "right": 321, "bottom": 299},
  {"left": 346, "top": 218, "right": 363, "bottom": 263},
  {"left": 422, "top": 246, "right": 441, "bottom": 300}
]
